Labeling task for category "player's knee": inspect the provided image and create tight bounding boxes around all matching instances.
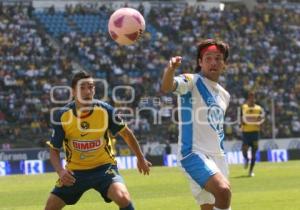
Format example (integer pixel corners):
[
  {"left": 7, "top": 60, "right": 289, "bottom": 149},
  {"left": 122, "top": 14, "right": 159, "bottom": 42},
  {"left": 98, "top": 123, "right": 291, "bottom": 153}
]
[
  {"left": 215, "top": 184, "right": 231, "bottom": 205},
  {"left": 45, "top": 203, "right": 63, "bottom": 210},
  {"left": 115, "top": 190, "right": 131, "bottom": 207},
  {"left": 44, "top": 196, "right": 64, "bottom": 210}
]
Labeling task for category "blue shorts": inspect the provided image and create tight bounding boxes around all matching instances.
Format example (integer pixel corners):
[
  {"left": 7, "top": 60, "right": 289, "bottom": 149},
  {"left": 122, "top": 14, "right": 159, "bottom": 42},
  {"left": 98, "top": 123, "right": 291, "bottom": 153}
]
[
  {"left": 180, "top": 152, "right": 229, "bottom": 205},
  {"left": 180, "top": 153, "right": 221, "bottom": 188},
  {"left": 51, "top": 164, "right": 124, "bottom": 205},
  {"left": 242, "top": 131, "right": 259, "bottom": 147}
]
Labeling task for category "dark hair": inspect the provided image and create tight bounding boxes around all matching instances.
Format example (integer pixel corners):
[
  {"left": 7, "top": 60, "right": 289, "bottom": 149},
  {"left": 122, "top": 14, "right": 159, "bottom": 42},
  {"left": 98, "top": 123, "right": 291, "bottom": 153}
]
[
  {"left": 247, "top": 90, "right": 255, "bottom": 98},
  {"left": 195, "top": 39, "right": 230, "bottom": 72},
  {"left": 71, "top": 71, "right": 92, "bottom": 88}
]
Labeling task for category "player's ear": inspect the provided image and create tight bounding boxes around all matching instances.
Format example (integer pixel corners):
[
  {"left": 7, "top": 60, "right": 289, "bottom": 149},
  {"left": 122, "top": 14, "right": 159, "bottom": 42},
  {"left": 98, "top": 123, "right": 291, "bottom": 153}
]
[{"left": 198, "top": 58, "right": 202, "bottom": 67}]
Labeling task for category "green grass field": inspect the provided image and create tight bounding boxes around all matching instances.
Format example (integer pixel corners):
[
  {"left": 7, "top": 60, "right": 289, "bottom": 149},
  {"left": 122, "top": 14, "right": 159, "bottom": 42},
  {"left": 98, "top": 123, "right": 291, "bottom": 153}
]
[{"left": 0, "top": 161, "right": 300, "bottom": 210}]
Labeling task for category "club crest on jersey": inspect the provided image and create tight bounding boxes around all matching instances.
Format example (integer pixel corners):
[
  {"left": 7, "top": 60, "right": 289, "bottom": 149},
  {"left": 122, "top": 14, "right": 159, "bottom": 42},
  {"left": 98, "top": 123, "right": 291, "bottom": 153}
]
[
  {"left": 207, "top": 104, "right": 225, "bottom": 140},
  {"left": 105, "top": 168, "right": 118, "bottom": 176},
  {"left": 80, "top": 121, "right": 89, "bottom": 130},
  {"left": 73, "top": 139, "right": 102, "bottom": 152}
]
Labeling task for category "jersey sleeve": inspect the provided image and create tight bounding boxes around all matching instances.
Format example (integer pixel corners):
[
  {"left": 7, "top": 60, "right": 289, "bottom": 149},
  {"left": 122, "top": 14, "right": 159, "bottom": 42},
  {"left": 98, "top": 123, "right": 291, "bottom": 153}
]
[
  {"left": 173, "top": 74, "right": 194, "bottom": 95},
  {"left": 102, "top": 102, "right": 126, "bottom": 136},
  {"left": 47, "top": 110, "right": 65, "bottom": 150},
  {"left": 258, "top": 105, "right": 265, "bottom": 119},
  {"left": 226, "top": 93, "right": 231, "bottom": 109},
  {"left": 259, "top": 105, "right": 264, "bottom": 114}
]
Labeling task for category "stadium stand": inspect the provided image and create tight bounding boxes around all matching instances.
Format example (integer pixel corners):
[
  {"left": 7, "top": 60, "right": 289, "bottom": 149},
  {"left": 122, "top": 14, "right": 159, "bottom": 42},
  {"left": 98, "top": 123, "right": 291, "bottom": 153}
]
[{"left": 0, "top": 1, "right": 299, "bottom": 150}]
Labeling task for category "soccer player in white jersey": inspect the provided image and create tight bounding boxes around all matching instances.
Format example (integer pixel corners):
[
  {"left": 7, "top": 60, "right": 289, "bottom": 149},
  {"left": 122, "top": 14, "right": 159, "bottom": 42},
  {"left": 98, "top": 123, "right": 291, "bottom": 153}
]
[{"left": 161, "top": 39, "right": 231, "bottom": 210}]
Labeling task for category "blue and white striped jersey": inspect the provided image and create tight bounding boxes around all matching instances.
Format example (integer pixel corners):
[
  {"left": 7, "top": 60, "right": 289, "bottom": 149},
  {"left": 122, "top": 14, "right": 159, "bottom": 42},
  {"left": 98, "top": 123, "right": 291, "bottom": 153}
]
[{"left": 174, "top": 73, "right": 230, "bottom": 159}]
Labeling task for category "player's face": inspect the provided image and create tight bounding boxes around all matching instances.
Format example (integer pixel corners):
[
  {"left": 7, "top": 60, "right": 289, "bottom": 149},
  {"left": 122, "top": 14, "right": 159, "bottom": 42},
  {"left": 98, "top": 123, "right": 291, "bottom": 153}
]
[
  {"left": 248, "top": 93, "right": 255, "bottom": 104},
  {"left": 199, "top": 51, "right": 226, "bottom": 82},
  {"left": 73, "top": 78, "right": 95, "bottom": 107}
]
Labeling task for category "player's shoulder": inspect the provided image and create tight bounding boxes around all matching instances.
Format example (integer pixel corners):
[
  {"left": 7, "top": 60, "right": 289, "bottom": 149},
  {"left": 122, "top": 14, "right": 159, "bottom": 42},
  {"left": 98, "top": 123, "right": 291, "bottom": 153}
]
[
  {"left": 53, "top": 101, "right": 75, "bottom": 120},
  {"left": 178, "top": 73, "right": 197, "bottom": 82},
  {"left": 217, "top": 84, "right": 230, "bottom": 99},
  {"left": 241, "top": 103, "right": 248, "bottom": 108},
  {"left": 93, "top": 99, "right": 114, "bottom": 112},
  {"left": 64, "top": 101, "right": 75, "bottom": 109},
  {"left": 255, "top": 104, "right": 263, "bottom": 110}
]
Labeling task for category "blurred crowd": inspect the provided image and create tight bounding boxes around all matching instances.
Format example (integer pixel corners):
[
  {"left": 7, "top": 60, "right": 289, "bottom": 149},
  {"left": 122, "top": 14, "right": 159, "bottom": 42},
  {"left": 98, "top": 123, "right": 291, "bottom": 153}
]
[{"left": 0, "top": 2, "right": 299, "bottom": 149}]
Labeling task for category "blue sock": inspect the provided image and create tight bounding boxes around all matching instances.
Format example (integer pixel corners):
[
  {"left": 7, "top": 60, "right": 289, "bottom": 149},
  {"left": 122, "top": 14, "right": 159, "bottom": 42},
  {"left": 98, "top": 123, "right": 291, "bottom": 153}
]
[{"left": 120, "top": 202, "right": 134, "bottom": 210}]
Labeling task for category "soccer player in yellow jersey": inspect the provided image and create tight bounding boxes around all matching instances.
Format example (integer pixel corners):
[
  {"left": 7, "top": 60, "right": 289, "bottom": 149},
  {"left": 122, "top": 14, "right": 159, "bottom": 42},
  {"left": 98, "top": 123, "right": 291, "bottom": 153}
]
[
  {"left": 44, "top": 71, "right": 151, "bottom": 210},
  {"left": 240, "top": 91, "right": 264, "bottom": 177}
]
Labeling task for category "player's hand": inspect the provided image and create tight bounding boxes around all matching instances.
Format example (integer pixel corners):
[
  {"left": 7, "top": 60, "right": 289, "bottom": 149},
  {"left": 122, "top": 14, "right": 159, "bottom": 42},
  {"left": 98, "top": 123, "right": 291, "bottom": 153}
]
[
  {"left": 169, "top": 56, "right": 182, "bottom": 70},
  {"left": 58, "top": 169, "right": 76, "bottom": 186},
  {"left": 137, "top": 158, "right": 152, "bottom": 175}
]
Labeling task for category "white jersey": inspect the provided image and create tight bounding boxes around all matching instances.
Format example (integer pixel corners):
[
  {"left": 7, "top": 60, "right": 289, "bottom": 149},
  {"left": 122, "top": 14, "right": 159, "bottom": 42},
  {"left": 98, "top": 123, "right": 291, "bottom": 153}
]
[{"left": 174, "top": 73, "right": 230, "bottom": 159}]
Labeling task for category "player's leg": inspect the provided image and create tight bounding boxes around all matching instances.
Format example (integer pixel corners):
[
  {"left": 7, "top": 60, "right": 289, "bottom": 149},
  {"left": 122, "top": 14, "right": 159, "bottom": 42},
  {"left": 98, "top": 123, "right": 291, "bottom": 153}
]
[
  {"left": 44, "top": 193, "right": 65, "bottom": 210},
  {"left": 180, "top": 153, "right": 231, "bottom": 210},
  {"left": 200, "top": 201, "right": 232, "bottom": 210},
  {"left": 45, "top": 174, "right": 86, "bottom": 210},
  {"left": 207, "top": 156, "right": 231, "bottom": 210},
  {"left": 188, "top": 179, "right": 214, "bottom": 210},
  {"left": 204, "top": 172, "right": 231, "bottom": 209},
  {"left": 249, "top": 140, "right": 258, "bottom": 177},
  {"left": 107, "top": 182, "right": 134, "bottom": 210},
  {"left": 200, "top": 203, "right": 214, "bottom": 210},
  {"left": 95, "top": 164, "right": 134, "bottom": 210},
  {"left": 242, "top": 132, "right": 249, "bottom": 169},
  {"left": 242, "top": 143, "right": 249, "bottom": 169}
]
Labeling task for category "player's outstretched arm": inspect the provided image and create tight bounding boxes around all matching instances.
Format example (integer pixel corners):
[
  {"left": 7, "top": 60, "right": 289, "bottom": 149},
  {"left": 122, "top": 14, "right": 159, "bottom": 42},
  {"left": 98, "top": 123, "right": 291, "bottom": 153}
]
[
  {"left": 161, "top": 56, "right": 182, "bottom": 93},
  {"left": 118, "top": 127, "right": 152, "bottom": 175}
]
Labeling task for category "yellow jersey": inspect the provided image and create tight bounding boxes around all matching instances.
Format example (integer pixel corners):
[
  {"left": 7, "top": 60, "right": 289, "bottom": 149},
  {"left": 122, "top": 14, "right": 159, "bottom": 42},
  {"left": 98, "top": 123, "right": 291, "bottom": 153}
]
[
  {"left": 47, "top": 100, "right": 126, "bottom": 170},
  {"left": 241, "top": 103, "right": 264, "bottom": 132}
]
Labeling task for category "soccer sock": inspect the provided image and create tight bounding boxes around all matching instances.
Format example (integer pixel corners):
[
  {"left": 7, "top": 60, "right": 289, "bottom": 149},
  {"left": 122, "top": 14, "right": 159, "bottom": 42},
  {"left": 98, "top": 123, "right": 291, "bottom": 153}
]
[
  {"left": 120, "top": 202, "right": 134, "bottom": 210},
  {"left": 242, "top": 149, "right": 248, "bottom": 162},
  {"left": 213, "top": 207, "right": 231, "bottom": 210},
  {"left": 249, "top": 149, "right": 257, "bottom": 173},
  {"left": 250, "top": 158, "right": 255, "bottom": 172}
]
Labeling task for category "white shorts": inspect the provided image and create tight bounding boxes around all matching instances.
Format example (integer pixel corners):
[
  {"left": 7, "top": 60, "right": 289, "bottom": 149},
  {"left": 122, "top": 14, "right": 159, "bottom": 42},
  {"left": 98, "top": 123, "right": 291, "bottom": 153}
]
[{"left": 179, "top": 152, "right": 229, "bottom": 205}]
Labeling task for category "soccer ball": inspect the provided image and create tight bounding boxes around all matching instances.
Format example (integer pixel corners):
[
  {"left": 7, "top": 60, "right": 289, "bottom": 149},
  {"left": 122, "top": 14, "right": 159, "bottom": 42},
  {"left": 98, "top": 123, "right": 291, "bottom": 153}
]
[{"left": 108, "top": 7, "right": 145, "bottom": 45}]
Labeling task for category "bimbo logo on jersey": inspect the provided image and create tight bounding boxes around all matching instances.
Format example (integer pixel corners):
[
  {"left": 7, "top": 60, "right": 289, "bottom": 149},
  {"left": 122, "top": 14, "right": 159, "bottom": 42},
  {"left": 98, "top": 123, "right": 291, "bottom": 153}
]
[{"left": 73, "top": 140, "right": 102, "bottom": 152}]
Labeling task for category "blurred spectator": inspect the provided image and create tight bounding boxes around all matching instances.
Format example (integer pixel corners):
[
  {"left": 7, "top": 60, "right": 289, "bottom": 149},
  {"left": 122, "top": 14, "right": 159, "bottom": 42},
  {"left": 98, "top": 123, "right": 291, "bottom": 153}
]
[{"left": 1, "top": 143, "right": 11, "bottom": 150}]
